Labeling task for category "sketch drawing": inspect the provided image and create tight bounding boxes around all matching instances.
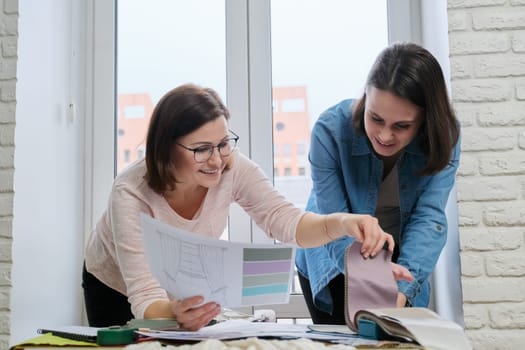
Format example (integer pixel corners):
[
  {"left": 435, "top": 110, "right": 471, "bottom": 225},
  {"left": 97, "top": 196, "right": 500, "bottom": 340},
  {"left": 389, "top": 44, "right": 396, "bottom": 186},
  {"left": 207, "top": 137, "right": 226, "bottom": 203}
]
[{"left": 159, "top": 232, "right": 228, "bottom": 304}]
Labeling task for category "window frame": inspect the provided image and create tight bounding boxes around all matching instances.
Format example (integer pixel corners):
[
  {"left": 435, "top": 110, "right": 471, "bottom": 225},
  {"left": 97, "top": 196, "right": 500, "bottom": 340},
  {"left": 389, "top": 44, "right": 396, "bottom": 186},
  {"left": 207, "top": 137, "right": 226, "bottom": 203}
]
[{"left": 86, "top": 0, "right": 420, "bottom": 319}]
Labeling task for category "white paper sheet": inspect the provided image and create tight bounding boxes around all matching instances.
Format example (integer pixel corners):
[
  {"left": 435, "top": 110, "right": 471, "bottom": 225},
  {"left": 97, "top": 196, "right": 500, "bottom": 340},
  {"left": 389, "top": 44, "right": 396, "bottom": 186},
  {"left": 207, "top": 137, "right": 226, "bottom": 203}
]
[
  {"left": 136, "top": 319, "right": 371, "bottom": 343},
  {"left": 140, "top": 214, "right": 296, "bottom": 308}
]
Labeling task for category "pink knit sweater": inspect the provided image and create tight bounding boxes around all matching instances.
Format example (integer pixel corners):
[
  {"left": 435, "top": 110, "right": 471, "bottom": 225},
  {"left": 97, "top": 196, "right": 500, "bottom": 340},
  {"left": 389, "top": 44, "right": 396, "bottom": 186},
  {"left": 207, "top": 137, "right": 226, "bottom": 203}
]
[{"left": 84, "top": 151, "right": 304, "bottom": 318}]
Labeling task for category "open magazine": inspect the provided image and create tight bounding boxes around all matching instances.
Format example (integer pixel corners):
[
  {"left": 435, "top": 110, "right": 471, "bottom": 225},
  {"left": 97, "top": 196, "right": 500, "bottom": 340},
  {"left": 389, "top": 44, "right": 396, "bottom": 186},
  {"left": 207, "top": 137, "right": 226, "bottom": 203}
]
[{"left": 351, "top": 307, "right": 472, "bottom": 350}]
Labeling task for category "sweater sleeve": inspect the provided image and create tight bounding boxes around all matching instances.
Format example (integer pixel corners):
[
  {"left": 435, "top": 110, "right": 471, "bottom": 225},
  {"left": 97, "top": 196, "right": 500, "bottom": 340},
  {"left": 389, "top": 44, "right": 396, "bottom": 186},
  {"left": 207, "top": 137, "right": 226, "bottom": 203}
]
[
  {"left": 108, "top": 183, "right": 169, "bottom": 318},
  {"left": 231, "top": 153, "right": 305, "bottom": 244}
]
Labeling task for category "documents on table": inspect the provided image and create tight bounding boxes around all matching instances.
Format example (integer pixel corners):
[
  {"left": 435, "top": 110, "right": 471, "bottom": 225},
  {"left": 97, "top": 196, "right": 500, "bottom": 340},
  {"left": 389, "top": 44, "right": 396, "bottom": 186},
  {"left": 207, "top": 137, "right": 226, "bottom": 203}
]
[
  {"left": 135, "top": 319, "right": 379, "bottom": 344},
  {"left": 140, "top": 214, "right": 296, "bottom": 308}
]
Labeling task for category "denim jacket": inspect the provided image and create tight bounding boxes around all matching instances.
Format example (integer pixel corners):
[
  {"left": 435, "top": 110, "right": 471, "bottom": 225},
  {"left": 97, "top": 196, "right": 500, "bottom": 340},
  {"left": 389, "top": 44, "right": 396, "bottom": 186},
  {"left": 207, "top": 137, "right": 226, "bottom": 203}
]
[{"left": 295, "top": 99, "right": 460, "bottom": 314}]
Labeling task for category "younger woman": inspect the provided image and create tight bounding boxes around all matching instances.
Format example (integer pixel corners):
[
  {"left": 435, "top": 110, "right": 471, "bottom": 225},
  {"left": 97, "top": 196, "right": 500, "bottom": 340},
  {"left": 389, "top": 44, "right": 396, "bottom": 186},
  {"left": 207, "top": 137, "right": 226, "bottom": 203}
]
[{"left": 296, "top": 42, "right": 461, "bottom": 324}]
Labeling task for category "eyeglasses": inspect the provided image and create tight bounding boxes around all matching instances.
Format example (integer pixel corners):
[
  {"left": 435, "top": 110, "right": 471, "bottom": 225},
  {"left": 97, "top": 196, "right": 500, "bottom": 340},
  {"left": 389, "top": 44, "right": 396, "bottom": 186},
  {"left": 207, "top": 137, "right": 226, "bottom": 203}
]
[{"left": 176, "top": 130, "right": 240, "bottom": 163}]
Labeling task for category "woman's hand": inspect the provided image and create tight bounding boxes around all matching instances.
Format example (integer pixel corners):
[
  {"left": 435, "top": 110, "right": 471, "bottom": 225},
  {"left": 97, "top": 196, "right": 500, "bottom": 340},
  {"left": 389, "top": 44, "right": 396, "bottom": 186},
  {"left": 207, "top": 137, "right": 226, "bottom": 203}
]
[
  {"left": 390, "top": 262, "right": 413, "bottom": 282},
  {"left": 337, "top": 213, "right": 395, "bottom": 258},
  {"left": 171, "top": 296, "right": 221, "bottom": 331},
  {"left": 396, "top": 292, "right": 408, "bottom": 307},
  {"left": 297, "top": 213, "right": 393, "bottom": 251},
  {"left": 390, "top": 263, "right": 412, "bottom": 307}
]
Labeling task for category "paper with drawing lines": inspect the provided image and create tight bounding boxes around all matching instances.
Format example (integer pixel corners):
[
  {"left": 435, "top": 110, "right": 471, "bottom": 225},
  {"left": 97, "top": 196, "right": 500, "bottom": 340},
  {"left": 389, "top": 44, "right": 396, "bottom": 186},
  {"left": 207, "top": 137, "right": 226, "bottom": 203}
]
[{"left": 140, "top": 214, "right": 295, "bottom": 307}]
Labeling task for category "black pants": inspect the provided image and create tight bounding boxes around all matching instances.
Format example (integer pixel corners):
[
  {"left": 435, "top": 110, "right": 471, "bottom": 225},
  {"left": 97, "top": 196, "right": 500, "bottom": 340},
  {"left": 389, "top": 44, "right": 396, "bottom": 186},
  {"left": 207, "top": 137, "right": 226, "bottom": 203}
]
[
  {"left": 82, "top": 262, "right": 134, "bottom": 327},
  {"left": 298, "top": 272, "right": 347, "bottom": 325}
]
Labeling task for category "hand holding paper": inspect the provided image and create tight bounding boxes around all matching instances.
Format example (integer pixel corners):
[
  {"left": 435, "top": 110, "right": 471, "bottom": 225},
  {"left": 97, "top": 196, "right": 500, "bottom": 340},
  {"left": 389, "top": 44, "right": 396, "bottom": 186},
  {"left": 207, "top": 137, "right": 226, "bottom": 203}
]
[{"left": 140, "top": 214, "right": 296, "bottom": 308}]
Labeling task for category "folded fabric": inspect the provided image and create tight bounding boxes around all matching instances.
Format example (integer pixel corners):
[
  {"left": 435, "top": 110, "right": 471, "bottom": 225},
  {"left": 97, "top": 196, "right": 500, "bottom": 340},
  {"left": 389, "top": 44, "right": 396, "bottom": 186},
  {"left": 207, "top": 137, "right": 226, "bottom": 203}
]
[{"left": 344, "top": 241, "right": 398, "bottom": 330}]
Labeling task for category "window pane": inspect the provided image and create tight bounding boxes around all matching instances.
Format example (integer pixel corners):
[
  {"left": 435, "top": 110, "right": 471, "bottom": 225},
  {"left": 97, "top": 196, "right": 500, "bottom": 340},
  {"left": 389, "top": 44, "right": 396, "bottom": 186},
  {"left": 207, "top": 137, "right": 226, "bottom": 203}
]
[
  {"left": 270, "top": 1, "right": 389, "bottom": 299},
  {"left": 116, "top": 0, "right": 226, "bottom": 174}
]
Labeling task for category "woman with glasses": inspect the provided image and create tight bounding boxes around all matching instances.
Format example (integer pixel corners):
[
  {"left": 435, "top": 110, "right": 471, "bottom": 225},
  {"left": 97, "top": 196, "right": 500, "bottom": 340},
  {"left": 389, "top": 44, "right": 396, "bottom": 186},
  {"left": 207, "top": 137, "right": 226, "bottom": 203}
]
[{"left": 82, "top": 83, "right": 412, "bottom": 330}]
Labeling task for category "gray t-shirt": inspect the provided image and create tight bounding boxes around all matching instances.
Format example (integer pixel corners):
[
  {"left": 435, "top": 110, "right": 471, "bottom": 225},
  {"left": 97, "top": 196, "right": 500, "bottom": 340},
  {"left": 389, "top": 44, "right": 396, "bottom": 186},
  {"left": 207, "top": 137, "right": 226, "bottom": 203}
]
[{"left": 375, "top": 166, "right": 401, "bottom": 244}]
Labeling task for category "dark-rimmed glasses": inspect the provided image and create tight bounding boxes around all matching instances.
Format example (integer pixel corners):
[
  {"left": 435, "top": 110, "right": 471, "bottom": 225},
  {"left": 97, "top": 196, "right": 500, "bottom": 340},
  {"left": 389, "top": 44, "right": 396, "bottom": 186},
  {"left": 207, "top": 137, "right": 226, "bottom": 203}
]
[{"left": 176, "top": 130, "right": 240, "bottom": 163}]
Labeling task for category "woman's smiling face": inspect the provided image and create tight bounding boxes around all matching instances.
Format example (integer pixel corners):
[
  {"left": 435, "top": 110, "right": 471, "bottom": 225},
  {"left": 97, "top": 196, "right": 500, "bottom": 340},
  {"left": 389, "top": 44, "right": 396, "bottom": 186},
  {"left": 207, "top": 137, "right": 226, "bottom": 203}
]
[
  {"left": 173, "top": 116, "right": 231, "bottom": 189},
  {"left": 363, "top": 87, "right": 423, "bottom": 159}
]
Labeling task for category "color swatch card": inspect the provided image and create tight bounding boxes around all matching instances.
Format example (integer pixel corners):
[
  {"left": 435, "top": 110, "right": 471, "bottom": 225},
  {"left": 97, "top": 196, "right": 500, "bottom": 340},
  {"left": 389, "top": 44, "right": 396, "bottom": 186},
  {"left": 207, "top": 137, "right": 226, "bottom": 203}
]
[{"left": 140, "top": 214, "right": 296, "bottom": 307}]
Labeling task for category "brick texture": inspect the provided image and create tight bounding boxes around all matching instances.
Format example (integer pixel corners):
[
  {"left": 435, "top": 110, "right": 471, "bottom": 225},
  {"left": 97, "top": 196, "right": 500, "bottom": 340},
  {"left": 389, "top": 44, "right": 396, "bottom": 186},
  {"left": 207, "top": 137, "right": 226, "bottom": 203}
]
[
  {"left": 0, "top": 0, "right": 16, "bottom": 345},
  {"left": 450, "top": 1, "right": 525, "bottom": 348}
]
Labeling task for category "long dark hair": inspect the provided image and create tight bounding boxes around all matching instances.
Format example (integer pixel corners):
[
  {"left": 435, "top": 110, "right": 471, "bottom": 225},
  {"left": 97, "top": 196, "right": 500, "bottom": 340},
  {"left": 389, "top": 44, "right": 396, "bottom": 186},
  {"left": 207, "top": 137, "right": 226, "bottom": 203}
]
[
  {"left": 144, "top": 83, "right": 230, "bottom": 193},
  {"left": 352, "top": 42, "right": 459, "bottom": 175}
]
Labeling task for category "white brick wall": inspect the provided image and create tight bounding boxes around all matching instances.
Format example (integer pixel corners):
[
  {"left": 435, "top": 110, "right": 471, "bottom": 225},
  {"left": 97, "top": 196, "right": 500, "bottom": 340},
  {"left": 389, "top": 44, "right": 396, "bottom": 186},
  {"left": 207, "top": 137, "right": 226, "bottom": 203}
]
[
  {"left": 448, "top": 0, "right": 525, "bottom": 349},
  {"left": 0, "top": 0, "right": 16, "bottom": 348}
]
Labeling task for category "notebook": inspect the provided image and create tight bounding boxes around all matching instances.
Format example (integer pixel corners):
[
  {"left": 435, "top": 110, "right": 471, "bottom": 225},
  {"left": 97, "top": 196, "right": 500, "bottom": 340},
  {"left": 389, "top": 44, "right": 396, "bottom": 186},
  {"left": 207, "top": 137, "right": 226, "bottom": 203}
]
[{"left": 37, "top": 326, "right": 98, "bottom": 343}]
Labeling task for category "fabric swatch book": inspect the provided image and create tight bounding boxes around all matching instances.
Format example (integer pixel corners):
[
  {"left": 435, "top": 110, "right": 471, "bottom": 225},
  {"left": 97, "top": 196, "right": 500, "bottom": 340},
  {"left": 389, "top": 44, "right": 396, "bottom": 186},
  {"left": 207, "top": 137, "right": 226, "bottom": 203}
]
[
  {"left": 343, "top": 241, "right": 472, "bottom": 350},
  {"left": 348, "top": 307, "right": 472, "bottom": 350}
]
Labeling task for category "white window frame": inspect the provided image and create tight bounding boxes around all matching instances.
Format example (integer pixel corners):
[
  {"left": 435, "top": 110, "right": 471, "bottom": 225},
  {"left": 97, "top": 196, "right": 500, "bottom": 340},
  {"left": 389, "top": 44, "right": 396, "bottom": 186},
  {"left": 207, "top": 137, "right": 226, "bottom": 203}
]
[
  {"left": 85, "top": 0, "right": 420, "bottom": 319},
  {"left": 84, "top": 0, "right": 116, "bottom": 242}
]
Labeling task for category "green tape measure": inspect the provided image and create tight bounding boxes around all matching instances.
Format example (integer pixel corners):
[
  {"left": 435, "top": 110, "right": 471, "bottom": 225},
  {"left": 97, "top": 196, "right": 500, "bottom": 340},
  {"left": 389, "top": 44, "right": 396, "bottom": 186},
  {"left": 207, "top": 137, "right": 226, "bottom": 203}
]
[{"left": 97, "top": 326, "right": 137, "bottom": 345}]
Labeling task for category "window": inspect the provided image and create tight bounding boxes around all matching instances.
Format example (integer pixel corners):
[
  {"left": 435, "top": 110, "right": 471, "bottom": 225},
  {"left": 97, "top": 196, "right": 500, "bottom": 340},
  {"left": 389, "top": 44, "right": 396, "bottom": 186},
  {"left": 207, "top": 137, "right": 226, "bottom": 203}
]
[
  {"left": 282, "top": 143, "right": 292, "bottom": 157},
  {"left": 90, "top": 0, "right": 414, "bottom": 322},
  {"left": 124, "top": 105, "right": 145, "bottom": 119},
  {"left": 297, "top": 142, "right": 306, "bottom": 156},
  {"left": 281, "top": 98, "right": 305, "bottom": 113},
  {"left": 117, "top": 0, "right": 226, "bottom": 176},
  {"left": 116, "top": 94, "right": 151, "bottom": 172},
  {"left": 137, "top": 147, "right": 145, "bottom": 160}
]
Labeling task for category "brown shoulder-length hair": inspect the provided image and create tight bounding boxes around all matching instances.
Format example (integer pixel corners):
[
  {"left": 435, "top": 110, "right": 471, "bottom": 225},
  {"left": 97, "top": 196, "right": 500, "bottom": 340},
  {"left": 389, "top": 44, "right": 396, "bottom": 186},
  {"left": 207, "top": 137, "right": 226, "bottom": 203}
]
[
  {"left": 144, "top": 83, "right": 231, "bottom": 193},
  {"left": 352, "top": 42, "right": 459, "bottom": 176}
]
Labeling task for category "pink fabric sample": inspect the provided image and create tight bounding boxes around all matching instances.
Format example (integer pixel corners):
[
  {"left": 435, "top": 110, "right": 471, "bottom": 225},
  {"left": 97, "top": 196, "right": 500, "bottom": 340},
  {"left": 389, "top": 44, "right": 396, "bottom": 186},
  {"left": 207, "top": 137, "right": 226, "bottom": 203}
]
[{"left": 344, "top": 241, "right": 398, "bottom": 330}]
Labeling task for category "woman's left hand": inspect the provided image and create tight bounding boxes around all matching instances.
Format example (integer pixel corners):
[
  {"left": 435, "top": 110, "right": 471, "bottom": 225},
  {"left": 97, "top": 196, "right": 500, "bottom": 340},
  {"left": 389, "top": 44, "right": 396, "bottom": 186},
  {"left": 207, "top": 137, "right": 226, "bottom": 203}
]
[
  {"left": 390, "top": 263, "right": 411, "bottom": 307},
  {"left": 390, "top": 262, "right": 413, "bottom": 282},
  {"left": 396, "top": 292, "right": 408, "bottom": 307}
]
